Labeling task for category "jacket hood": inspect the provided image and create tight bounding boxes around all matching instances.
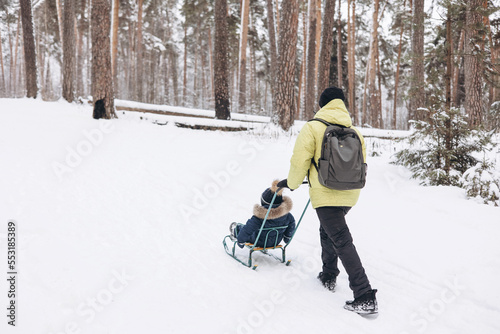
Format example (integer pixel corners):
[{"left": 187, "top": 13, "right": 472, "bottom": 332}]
[
  {"left": 314, "top": 99, "right": 352, "bottom": 127},
  {"left": 253, "top": 196, "right": 293, "bottom": 220}
]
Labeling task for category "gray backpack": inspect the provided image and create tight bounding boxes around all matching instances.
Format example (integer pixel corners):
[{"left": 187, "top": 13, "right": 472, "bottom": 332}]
[{"left": 309, "top": 118, "right": 367, "bottom": 190}]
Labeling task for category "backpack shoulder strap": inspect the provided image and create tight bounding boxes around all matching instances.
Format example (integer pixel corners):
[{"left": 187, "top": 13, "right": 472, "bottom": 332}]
[{"left": 308, "top": 118, "right": 348, "bottom": 128}]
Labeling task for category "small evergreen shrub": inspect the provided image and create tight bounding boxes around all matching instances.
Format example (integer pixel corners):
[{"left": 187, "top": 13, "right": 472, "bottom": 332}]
[
  {"left": 393, "top": 107, "right": 499, "bottom": 205},
  {"left": 462, "top": 160, "right": 500, "bottom": 206}
]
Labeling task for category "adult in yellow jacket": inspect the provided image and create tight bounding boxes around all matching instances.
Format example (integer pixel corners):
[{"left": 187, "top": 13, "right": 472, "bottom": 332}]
[{"left": 277, "top": 87, "right": 377, "bottom": 314}]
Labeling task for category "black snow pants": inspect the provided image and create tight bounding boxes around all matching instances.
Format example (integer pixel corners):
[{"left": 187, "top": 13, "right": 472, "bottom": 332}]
[{"left": 316, "top": 206, "right": 371, "bottom": 299}]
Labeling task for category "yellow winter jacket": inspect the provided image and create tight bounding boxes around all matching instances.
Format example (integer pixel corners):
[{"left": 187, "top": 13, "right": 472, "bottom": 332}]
[{"left": 287, "top": 99, "right": 366, "bottom": 209}]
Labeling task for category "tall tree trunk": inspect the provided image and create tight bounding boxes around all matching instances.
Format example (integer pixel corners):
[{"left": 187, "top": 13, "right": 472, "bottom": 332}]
[
  {"left": 136, "top": 0, "right": 144, "bottom": 102},
  {"left": 55, "top": 0, "right": 64, "bottom": 48},
  {"left": 127, "top": 17, "right": 135, "bottom": 100},
  {"left": 0, "top": 25, "right": 6, "bottom": 96},
  {"left": 208, "top": 26, "right": 214, "bottom": 103},
  {"left": 393, "top": 0, "right": 407, "bottom": 129},
  {"left": 91, "top": 0, "right": 115, "bottom": 119},
  {"left": 464, "top": 0, "right": 483, "bottom": 127},
  {"left": 409, "top": 0, "right": 425, "bottom": 122},
  {"left": 238, "top": 0, "right": 250, "bottom": 112},
  {"left": 7, "top": 12, "right": 13, "bottom": 95},
  {"left": 76, "top": 0, "right": 87, "bottom": 98},
  {"left": 171, "top": 50, "right": 179, "bottom": 106},
  {"left": 305, "top": 0, "right": 318, "bottom": 118},
  {"left": 214, "top": 0, "right": 230, "bottom": 119},
  {"left": 317, "top": 0, "right": 336, "bottom": 101},
  {"left": 298, "top": 9, "right": 307, "bottom": 120},
  {"left": 491, "top": 24, "right": 500, "bottom": 103},
  {"left": 274, "top": 0, "right": 299, "bottom": 130},
  {"left": 452, "top": 30, "right": 464, "bottom": 107},
  {"left": 266, "top": 0, "right": 278, "bottom": 95},
  {"left": 111, "top": 0, "right": 119, "bottom": 91},
  {"left": 315, "top": 0, "right": 321, "bottom": 81},
  {"left": 337, "top": 3, "right": 343, "bottom": 88},
  {"left": 183, "top": 24, "right": 187, "bottom": 104},
  {"left": 193, "top": 25, "right": 200, "bottom": 107},
  {"left": 13, "top": 15, "right": 21, "bottom": 97},
  {"left": 444, "top": 8, "right": 452, "bottom": 173},
  {"left": 275, "top": 0, "right": 280, "bottom": 37},
  {"left": 63, "top": 0, "right": 76, "bottom": 102},
  {"left": 347, "top": 0, "right": 356, "bottom": 123},
  {"left": 445, "top": 11, "right": 452, "bottom": 112},
  {"left": 368, "top": 0, "right": 381, "bottom": 128},
  {"left": 20, "top": 0, "right": 38, "bottom": 98}
]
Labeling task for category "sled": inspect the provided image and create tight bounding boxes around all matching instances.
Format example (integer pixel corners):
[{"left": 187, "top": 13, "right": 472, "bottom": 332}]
[{"left": 223, "top": 186, "right": 310, "bottom": 270}]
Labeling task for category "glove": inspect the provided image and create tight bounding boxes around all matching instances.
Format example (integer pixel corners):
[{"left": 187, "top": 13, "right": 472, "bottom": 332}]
[{"left": 277, "top": 179, "right": 292, "bottom": 190}]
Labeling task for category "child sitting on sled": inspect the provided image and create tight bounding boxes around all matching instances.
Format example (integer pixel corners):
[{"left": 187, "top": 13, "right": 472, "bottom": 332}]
[{"left": 229, "top": 180, "right": 296, "bottom": 248}]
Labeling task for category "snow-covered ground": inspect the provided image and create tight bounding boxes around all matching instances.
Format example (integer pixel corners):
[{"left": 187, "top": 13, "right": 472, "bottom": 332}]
[{"left": 0, "top": 98, "right": 499, "bottom": 334}]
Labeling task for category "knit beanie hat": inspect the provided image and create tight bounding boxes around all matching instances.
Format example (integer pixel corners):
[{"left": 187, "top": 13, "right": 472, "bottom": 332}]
[
  {"left": 318, "top": 86, "right": 346, "bottom": 108},
  {"left": 260, "top": 180, "right": 284, "bottom": 208}
]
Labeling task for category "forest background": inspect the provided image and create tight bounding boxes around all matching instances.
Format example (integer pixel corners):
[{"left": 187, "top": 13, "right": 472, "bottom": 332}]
[{"left": 0, "top": 0, "right": 499, "bottom": 131}]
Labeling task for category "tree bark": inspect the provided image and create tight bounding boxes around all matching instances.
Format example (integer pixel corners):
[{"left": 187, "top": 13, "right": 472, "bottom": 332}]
[
  {"left": 6, "top": 12, "right": 13, "bottom": 95},
  {"left": 238, "top": 0, "right": 250, "bottom": 112},
  {"left": 368, "top": 0, "right": 381, "bottom": 128},
  {"left": 409, "top": 0, "right": 425, "bottom": 121},
  {"left": 13, "top": 15, "right": 21, "bottom": 97},
  {"left": 20, "top": 0, "right": 38, "bottom": 98},
  {"left": 315, "top": 0, "right": 321, "bottom": 81},
  {"left": 91, "top": 0, "right": 115, "bottom": 119},
  {"left": 183, "top": 23, "right": 187, "bottom": 104},
  {"left": 347, "top": 0, "right": 356, "bottom": 123},
  {"left": 464, "top": 0, "right": 483, "bottom": 127},
  {"left": 337, "top": 2, "right": 342, "bottom": 88},
  {"left": 266, "top": 0, "right": 278, "bottom": 95},
  {"left": 208, "top": 26, "right": 214, "bottom": 103},
  {"left": 76, "top": 0, "right": 87, "bottom": 98},
  {"left": 111, "top": 0, "right": 119, "bottom": 90},
  {"left": 63, "top": 0, "right": 76, "bottom": 102},
  {"left": 297, "top": 9, "right": 307, "bottom": 120},
  {"left": 305, "top": 0, "right": 318, "bottom": 119},
  {"left": 136, "top": 0, "right": 144, "bottom": 102},
  {"left": 214, "top": 0, "right": 230, "bottom": 119},
  {"left": 444, "top": 7, "right": 452, "bottom": 173},
  {"left": 317, "top": 0, "right": 336, "bottom": 102},
  {"left": 274, "top": 0, "right": 299, "bottom": 130},
  {"left": 55, "top": 0, "right": 64, "bottom": 48},
  {"left": 452, "top": 30, "right": 464, "bottom": 107},
  {"left": 0, "top": 28, "right": 5, "bottom": 96},
  {"left": 393, "top": 0, "right": 407, "bottom": 129}
]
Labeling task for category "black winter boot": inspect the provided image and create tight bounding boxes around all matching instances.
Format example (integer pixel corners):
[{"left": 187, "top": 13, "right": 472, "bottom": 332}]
[
  {"left": 344, "top": 289, "right": 378, "bottom": 314},
  {"left": 317, "top": 272, "right": 337, "bottom": 291}
]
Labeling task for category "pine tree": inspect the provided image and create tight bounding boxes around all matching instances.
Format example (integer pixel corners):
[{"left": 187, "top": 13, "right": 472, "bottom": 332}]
[
  {"left": 214, "top": 0, "right": 230, "bottom": 119},
  {"left": 409, "top": 0, "right": 426, "bottom": 121},
  {"left": 464, "top": 0, "right": 484, "bottom": 127},
  {"left": 305, "top": 0, "right": 318, "bottom": 118},
  {"left": 316, "top": 0, "right": 336, "bottom": 100},
  {"left": 274, "top": 0, "right": 299, "bottom": 130},
  {"left": 20, "top": 0, "right": 37, "bottom": 98},
  {"left": 62, "top": 0, "right": 76, "bottom": 102},
  {"left": 91, "top": 0, "right": 115, "bottom": 119},
  {"left": 238, "top": 0, "right": 250, "bottom": 112}
]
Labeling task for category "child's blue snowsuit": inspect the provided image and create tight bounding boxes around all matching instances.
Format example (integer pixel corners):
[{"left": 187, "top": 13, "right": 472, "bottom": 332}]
[{"left": 236, "top": 196, "right": 296, "bottom": 248}]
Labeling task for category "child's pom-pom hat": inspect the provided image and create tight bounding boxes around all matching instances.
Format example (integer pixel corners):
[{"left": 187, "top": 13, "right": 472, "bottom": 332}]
[{"left": 261, "top": 180, "right": 284, "bottom": 208}]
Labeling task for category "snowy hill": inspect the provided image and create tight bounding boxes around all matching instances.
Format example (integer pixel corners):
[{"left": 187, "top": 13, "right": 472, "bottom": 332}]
[{"left": 0, "top": 98, "right": 499, "bottom": 334}]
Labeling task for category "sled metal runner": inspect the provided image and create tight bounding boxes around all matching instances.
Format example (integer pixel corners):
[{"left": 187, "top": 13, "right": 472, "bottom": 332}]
[{"left": 223, "top": 186, "right": 310, "bottom": 270}]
